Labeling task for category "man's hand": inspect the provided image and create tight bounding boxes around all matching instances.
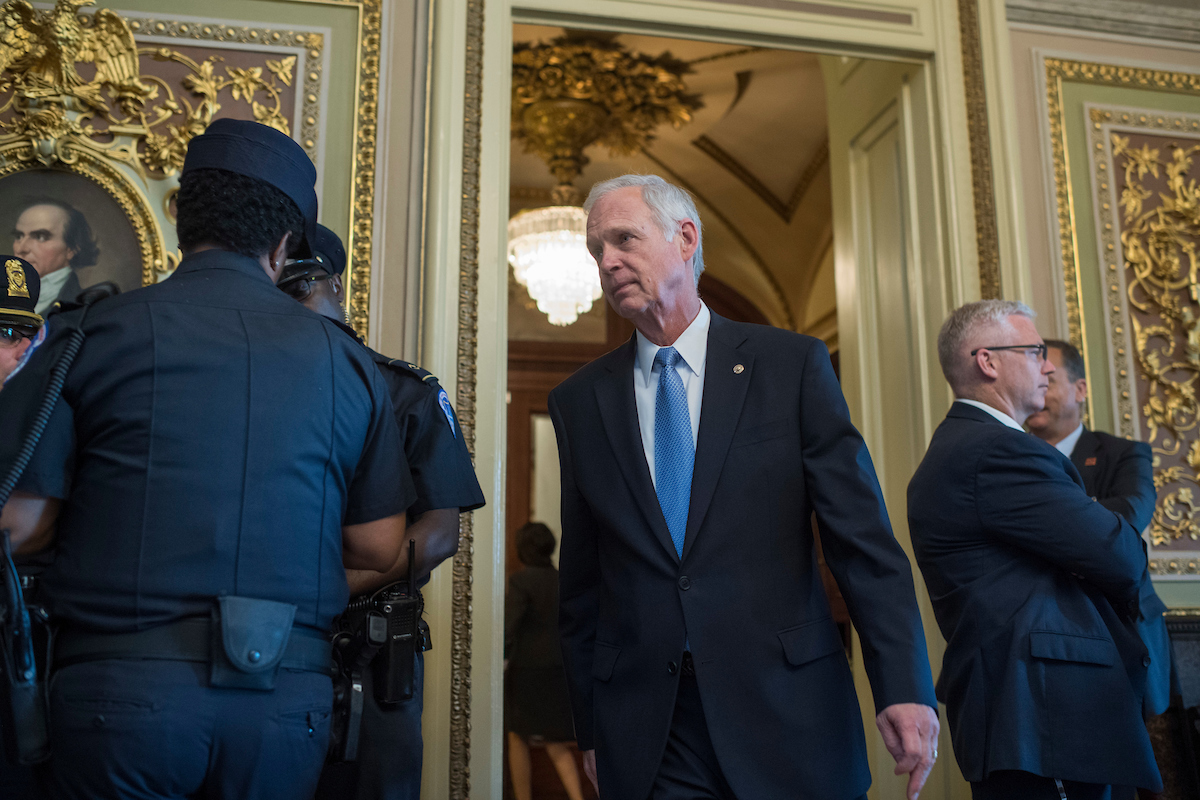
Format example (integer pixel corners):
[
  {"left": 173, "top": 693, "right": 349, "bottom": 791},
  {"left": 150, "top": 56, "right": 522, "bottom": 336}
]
[
  {"left": 876, "top": 703, "right": 940, "bottom": 800},
  {"left": 582, "top": 749, "right": 599, "bottom": 796}
]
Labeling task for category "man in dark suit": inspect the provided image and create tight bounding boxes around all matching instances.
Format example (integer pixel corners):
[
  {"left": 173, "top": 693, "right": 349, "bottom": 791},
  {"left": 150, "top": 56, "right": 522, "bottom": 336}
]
[
  {"left": 550, "top": 174, "right": 939, "bottom": 800},
  {"left": 908, "top": 301, "right": 1162, "bottom": 799},
  {"left": 1026, "top": 339, "right": 1170, "bottom": 717}
]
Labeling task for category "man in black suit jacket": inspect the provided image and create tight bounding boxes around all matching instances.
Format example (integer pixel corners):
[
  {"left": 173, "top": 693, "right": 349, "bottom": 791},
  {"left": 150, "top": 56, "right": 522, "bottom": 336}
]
[
  {"left": 1027, "top": 339, "right": 1170, "bottom": 717},
  {"left": 550, "top": 174, "right": 939, "bottom": 800},
  {"left": 908, "top": 301, "right": 1162, "bottom": 799}
]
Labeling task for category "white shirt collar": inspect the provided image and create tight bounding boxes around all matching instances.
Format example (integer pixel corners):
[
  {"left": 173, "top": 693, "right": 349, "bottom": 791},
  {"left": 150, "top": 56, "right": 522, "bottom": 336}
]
[
  {"left": 35, "top": 267, "right": 70, "bottom": 315},
  {"left": 1055, "top": 422, "right": 1086, "bottom": 458},
  {"left": 954, "top": 398, "right": 1025, "bottom": 432},
  {"left": 635, "top": 302, "right": 710, "bottom": 384}
]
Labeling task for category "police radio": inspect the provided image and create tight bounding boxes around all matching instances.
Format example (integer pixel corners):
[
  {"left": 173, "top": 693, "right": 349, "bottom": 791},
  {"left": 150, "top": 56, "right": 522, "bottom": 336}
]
[{"left": 328, "top": 538, "right": 428, "bottom": 762}]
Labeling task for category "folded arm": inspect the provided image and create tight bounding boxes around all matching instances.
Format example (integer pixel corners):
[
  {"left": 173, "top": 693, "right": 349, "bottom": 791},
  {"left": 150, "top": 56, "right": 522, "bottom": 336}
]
[{"left": 978, "top": 434, "right": 1145, "bottom": 603}]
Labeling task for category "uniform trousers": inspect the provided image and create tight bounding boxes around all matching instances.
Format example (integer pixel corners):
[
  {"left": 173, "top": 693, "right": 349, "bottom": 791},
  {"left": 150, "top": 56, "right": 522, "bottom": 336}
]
[
  {"left": 971, "top": 771, "right": 1132, "bottom": 800},
  {"left": 315, "top": 651, "right": 424, "bottom": 800},
  {"left": 42, "top": 658, "right": 331, "bottom": 800}
]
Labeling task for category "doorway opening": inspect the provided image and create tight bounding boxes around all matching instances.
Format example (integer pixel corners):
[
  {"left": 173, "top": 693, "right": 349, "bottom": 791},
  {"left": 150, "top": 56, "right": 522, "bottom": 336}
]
[{"left": 500, "top": 25, "right": 874, "bottom": 799}]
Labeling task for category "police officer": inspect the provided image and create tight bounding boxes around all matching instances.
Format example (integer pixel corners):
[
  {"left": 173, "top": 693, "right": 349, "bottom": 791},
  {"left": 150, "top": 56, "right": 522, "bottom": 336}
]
[
  {"left": 279, "top": 226, "right": 485, "bottom": 800},
  {"left": 0, "top": 256, "right": 43, "bottom": 385},
  {"left": 0, "top": 119, "right": 414, "bottom": 800}
]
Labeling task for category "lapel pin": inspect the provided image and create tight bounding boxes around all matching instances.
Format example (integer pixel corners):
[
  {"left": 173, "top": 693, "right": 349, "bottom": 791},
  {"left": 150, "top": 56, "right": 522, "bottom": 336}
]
[{"left": 733, "top": 364, "right": 744, "bottom": 374}]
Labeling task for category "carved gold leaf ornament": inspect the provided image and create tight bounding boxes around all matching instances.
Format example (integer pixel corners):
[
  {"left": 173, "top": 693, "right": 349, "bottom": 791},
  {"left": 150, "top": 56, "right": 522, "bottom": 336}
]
[
  {"left": 511, "top": 34, "right": 702, "bottom": 202},
  {"left": 1111, "top": 134, "right": 1200, "bottom": 547}
]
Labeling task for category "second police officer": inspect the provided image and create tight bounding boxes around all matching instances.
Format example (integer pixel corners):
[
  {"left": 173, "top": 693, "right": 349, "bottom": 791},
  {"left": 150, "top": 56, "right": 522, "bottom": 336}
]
[{"left": 280, "top": 225, "right": 486, "bottom": 800}]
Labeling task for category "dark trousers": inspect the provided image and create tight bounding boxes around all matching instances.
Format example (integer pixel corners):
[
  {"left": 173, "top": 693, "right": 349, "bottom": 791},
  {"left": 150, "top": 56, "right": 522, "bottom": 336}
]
[
  {"left": 42, "top": 658, "right": 331, "bottom": 800},
  {"left": 649, "top": 654, "right": 736, "bottom": 800},
  {"left": 315, "top": 652, "right": 424, "bottom": 800},
  {"left": 971, "top": 771, "right": 1131, "bottom": 800}
]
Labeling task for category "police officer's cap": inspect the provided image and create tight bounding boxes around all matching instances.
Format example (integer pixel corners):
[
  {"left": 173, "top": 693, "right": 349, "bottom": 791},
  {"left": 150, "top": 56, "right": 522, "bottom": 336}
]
[
  {"left": 278, "top": 224, "right": 346, "bottom": 291},
  {"left": 1, "top": 255, "right": 42, "bottom": 334},
  {"left": 182, "top": 118, "right": 318, "bottom": 256}
]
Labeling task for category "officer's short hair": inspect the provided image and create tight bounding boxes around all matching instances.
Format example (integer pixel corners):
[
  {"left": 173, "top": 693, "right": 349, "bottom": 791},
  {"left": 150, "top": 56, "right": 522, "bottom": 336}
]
[
  {"left": 1044, "top": 339, "right": 1085, "bottom": 382},
  {"left": 584, "top": 174, "right": 705, "bottom": 285},
  {"left": 176, "top": 168, "right": 305, "bottom": 260},
  {"left": 937, "top": 299, "right": 1036, "bottom": 393},
  {"left": 19, "top": 197, "right": 100, "bottom": 268},
  {"left": 515, "top": 522, "right": 556, "bottom": 568}
]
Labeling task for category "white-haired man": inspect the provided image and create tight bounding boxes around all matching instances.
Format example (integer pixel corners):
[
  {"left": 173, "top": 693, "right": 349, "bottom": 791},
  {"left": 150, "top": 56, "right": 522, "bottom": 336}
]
[
  {"left": 907, "top": 300, "right": 1162, "bottom": 799},
  {"left": 550, "top": 174, "right": 939, "bottom": 800}
]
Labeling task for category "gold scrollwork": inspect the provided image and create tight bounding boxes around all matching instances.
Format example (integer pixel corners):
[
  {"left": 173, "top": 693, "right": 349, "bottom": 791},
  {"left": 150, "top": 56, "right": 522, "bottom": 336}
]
[
  {"left": 1045, "top": 59, "right": 1200, "bottom": 361},
  {"left": 958, "top": 0, "right": 1000, "bottom": 300}
]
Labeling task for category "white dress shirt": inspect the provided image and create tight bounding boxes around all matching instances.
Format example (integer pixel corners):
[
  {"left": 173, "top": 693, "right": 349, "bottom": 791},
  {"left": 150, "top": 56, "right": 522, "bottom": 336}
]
[
  {"left": 1054, "top": 422, "right": 1085, "bottom": 458},
  {"left": 634, "top": 302, "right": 710, "bottom": 487},
  {"left": 35, "top": 267, "right": 70, "bottom": 315},
  {"left": 954, "top": 398, "right": 1024, "bottom": 432}
]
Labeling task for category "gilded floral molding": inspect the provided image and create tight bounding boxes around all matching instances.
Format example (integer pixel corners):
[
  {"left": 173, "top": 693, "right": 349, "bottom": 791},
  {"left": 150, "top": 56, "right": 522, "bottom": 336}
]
[
  {"left": 1045, "top": 59, "right": 1200, "bottom": 359},
  {"left": 1087, "top": 105, "right": 1200, "bottom": 577},
  {"left": 452, "top": 0, "right": 485, "bottom": 793},
  {"left": 958, "top": 0, "right": 1001, "bottom": 300}
]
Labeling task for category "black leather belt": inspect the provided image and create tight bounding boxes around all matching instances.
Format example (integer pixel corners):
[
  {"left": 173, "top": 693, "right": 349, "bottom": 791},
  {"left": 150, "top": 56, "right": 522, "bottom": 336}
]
[{"left": 54, "top": 617, "right": 332, "bottom": 675}]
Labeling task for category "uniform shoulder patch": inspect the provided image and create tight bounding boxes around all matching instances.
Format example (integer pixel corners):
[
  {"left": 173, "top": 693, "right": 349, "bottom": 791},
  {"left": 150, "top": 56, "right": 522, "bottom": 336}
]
[{"left": 438, "top": 388, "right": 458, "bottom": 438}]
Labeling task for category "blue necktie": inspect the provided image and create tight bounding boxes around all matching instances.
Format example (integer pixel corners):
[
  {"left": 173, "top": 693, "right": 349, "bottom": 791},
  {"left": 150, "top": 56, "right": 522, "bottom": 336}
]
[{"left": 654, "top": 347, "right": 694, "bottom": 559}]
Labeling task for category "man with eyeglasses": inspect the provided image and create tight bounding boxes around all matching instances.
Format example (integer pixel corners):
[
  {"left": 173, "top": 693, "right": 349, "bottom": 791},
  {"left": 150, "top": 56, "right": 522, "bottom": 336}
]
[
  {"left": 279, "top": 225, "right": 485, "bottom": 800},
  {"left": 908, "top": 300, "right": 1161, "bottom": 799},
  {"left": 0, "top": 255, "right": 44, "bottom": 386}
]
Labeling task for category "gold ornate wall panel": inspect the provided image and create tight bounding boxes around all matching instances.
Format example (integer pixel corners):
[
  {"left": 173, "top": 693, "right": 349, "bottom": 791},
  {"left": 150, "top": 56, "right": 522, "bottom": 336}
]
[
  {"left": 0, "top": 0, "right": 382, "bottom": 336},
  {"left": 1046, "top": 57, "right": 1200, "bottom": 577},
  {"left": 1088, "top": 106, "right": 1200, "bottom": 576}
]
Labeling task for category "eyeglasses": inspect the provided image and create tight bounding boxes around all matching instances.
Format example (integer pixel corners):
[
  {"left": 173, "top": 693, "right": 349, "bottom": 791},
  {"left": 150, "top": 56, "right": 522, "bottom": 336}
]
[
  {"left": 970, "top": 343, "right": 1048, "bottom": 362},
  {"left": 278, "top": 265, "right": 333, "bottom": 301},
  {"left": 0, "top": 325, "right": 32, "bottom": 347}
]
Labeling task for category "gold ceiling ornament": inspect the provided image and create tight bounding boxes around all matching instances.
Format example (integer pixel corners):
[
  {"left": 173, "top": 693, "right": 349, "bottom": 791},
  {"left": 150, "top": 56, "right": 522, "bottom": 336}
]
[
  {"left": 511, "top": 33, "right": 701, "bottom": 204},
  {"left": 0, "top": 0, "right": 295, "bottom": 177}
]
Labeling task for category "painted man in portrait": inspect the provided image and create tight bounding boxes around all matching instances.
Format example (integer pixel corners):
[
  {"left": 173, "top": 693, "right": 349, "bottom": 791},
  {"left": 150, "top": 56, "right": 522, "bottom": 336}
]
[{"left": 13, "top": 198, "right": 100, "bottom": 315}]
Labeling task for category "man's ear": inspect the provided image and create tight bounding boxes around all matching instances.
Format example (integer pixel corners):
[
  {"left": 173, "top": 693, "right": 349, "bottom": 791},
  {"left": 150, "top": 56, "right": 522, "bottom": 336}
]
[
  {"left": 974, "top": 350, "right": 1000, "bottom": 381},
  {"left": 261, "top": 232, "right": 293, "bottom": 284},
  {"left": 1074, "top": 378, "right": 1088, "bottom": 404},
  {"left": 330, "top": 273, "right": 344, "bottom": 301},
  {"left": 677, "top": 218, "right": 699, "bottom": 264}
]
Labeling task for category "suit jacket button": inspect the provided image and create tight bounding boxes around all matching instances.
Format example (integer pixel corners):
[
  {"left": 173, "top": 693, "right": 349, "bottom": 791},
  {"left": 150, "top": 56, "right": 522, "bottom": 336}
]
[
  {"left": 678, "top": 576, "right": 691, "bottom": 590},
  {"left": 667, "top": 661, "right": 678, "bottom": 675},
  {"left": 1143, "top": 655, "right": 1152, "bottom": 667}
]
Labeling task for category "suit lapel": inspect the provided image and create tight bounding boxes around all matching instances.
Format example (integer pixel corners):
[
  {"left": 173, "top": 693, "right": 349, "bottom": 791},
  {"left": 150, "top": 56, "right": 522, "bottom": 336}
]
[
  {"left": 593, "top": 337, "right": 680, "bottom": 562},
  {"left": 681, "top": 316, "right": 752, "bottom": 560}
]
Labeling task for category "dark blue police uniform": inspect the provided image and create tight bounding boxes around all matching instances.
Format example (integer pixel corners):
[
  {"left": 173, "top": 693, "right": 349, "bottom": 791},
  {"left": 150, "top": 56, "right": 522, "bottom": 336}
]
[
  {"left": 315, "top": 347, "right": 484, "bottom": 800},
  {"left": 9, "top": 249, "right": 414, "bottom": 799}
]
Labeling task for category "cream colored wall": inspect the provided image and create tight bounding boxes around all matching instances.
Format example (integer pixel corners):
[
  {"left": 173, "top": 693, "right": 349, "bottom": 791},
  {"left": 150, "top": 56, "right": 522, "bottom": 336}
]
[{"left": 1008, "top": 24, "right": 1200, "bottom": 337}]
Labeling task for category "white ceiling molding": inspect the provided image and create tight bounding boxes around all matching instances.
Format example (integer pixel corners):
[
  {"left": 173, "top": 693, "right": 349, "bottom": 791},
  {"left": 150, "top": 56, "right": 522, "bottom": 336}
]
[{"left": 1007, "top": 0, "right": 1200, "bottom": 46}]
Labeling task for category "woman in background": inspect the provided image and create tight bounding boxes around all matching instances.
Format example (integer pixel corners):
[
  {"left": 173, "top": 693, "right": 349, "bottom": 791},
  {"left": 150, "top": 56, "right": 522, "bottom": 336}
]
[{"left": 505, "top": 522, "right": 585, "bottom": 800}]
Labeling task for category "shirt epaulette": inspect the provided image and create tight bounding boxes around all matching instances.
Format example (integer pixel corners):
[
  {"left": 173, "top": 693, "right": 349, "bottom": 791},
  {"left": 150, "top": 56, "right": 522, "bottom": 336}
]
[{"left": 382, "top": 357, "right": 439, "bottom": 385}]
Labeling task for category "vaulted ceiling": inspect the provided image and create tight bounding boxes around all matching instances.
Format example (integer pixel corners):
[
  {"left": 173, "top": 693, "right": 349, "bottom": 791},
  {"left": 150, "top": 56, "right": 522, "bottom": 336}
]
[{"left": 510, "top": 25, "right": 837, "bottom": 340}]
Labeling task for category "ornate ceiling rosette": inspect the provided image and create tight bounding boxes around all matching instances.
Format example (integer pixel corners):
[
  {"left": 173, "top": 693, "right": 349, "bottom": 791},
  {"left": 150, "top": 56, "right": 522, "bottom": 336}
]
[{"left": 511, "top": 32, "right": 702, "bottom": 204}]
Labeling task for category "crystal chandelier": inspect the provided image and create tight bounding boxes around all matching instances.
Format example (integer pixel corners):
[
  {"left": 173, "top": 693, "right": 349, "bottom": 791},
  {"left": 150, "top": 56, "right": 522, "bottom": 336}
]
[{"left": 507, "top": 206, "right": 601, "bottom": 326}]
